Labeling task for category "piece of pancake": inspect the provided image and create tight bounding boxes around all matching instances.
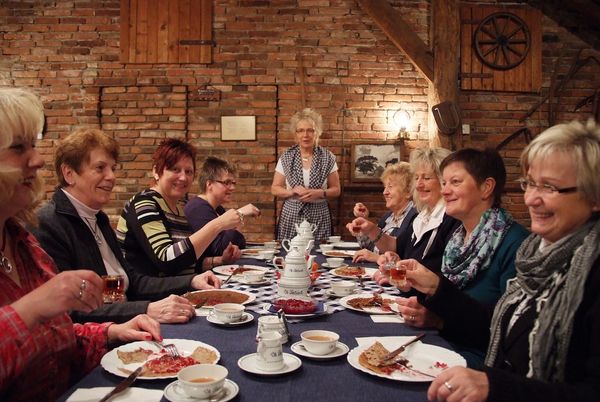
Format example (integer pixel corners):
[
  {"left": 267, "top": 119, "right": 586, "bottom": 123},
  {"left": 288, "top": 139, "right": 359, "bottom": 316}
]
[
  {"left": 116, "top": 347, "right": 153, "bottom": 364},
  {"left": 358, "top": 341, "right": 390, "bottom": 374}
]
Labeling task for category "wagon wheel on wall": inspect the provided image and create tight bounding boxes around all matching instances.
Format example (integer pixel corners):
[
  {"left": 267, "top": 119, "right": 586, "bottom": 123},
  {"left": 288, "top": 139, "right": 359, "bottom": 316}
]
[{"left": 474, "top": 12, "right": 531, "bottom": 71}]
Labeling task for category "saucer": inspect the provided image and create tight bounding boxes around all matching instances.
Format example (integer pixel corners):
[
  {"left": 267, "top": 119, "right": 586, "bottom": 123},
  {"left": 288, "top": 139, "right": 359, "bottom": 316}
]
[
  {"left": 325, "top": 289, "right": 358, "bottom": 298},
  {"left": 290, "top": 341, "right": 350, "bottom": 360},
  {"left": 237, "top": 352, "right": 302, "bottom": 376},
  {"left": 237, "top": 277, "right": 271, "bottom": 286},
  {"left": 321, "top": 262, "right": 348, "bottom": 269},
  {"left": 163, "top": 379, "right": 239, "bottom": 402},
  {"left": 206, "top": 312, "right": 254, "bottom": 326}
]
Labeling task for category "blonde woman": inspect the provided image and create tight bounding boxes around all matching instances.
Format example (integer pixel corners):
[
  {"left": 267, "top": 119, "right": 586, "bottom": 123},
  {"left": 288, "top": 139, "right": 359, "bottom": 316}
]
[{"left": 271, "top": 108, "right": 340, "bottom": 242}]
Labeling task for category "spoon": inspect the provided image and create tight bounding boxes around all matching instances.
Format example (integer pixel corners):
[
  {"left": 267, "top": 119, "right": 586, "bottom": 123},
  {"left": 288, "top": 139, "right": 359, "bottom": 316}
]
[{"left": 208, "top": 386, "right": 227, "bottom": 402}]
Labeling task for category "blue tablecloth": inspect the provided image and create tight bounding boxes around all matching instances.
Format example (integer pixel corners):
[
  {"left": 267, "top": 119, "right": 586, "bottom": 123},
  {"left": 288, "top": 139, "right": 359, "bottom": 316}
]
[{"left": 58, "top": 252, "right": 454, "bottom": 402}]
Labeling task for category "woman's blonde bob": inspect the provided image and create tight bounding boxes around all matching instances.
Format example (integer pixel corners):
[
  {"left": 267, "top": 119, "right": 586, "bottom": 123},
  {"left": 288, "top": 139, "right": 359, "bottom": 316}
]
[
  {"left": 0, "top": 87, "right": 45, "bottom": 224},
  {"left": 290, "top": 108, "right": 323, "bottom": 146},
  {"left": 521, "top": 119, "right": 600, "bottom": 207}
]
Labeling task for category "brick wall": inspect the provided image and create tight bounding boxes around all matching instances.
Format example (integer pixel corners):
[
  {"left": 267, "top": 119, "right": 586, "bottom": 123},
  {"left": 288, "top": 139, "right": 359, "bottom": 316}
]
[{"left": 1, "top": 0, "right": 598, "bottom": 240}]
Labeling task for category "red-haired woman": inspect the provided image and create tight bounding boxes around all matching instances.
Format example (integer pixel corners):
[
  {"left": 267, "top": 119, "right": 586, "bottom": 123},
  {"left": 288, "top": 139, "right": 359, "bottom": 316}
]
[{"left": 117, "top": 139, "right": 259, "bottom": 277}]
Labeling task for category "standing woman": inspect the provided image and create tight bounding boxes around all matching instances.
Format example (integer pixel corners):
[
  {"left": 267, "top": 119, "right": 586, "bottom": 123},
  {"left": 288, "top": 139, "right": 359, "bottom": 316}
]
[
  {"left": 271, "top": 108, "right": 341, "bottom": 242},
  {"left": 118, "top": 139, "right": 259, "bottom": 277},
  {"left": 0, "top": 87, "right": 160, "bottom": 402}
]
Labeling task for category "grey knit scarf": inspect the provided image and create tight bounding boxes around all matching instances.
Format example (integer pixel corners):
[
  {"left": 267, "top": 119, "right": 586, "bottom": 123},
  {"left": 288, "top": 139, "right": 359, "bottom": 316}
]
[{"left": 485, "top": 216, "right": 600, "bottom": 382}]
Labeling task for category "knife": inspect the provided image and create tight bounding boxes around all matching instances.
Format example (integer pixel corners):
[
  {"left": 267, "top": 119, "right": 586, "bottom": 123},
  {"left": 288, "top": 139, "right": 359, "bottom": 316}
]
[
  {"left": 380, "top": 333, "right": 426, "bottom": 363},
  {"left": 98, "top": 366, "right": 143, "bottom": 402}
]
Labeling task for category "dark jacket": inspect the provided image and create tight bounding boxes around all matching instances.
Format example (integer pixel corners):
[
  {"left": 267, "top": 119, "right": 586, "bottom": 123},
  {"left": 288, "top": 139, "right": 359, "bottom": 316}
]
[
  {"left": 31, "top": 189, "right": 194, "bottom": 323},
  {"left": 379, "top": 207, "right": 418, "bottom": 239},
  {"left": 421, "top": 254, "right": 600, "bottom": 402},
  {"left": 396, "top": 213, "right": 460, "bottom": 273}
]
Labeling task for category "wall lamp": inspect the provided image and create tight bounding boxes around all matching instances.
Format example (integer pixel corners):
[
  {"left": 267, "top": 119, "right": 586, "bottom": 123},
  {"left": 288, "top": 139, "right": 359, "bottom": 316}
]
[{"left": 393, "top": 108, "right": 412, "bottom": 140}]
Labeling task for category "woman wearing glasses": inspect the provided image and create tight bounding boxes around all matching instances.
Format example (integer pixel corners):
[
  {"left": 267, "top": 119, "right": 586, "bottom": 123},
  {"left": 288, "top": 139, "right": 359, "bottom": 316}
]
[
  {"left": 184, "top": 156, "right": 260, "bottom": 264},
  {"left": 117, "top": 139, "right": 258, "bottom": 277},
  {"left": 403, "top": 120, "right": 600, "bottom": 402},
  {"left": 271, "top": 108, "right": 341, "bottom": 242}
]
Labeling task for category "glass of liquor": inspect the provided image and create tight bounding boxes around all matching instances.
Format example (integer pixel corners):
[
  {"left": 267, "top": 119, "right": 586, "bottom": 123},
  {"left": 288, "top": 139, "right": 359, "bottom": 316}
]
[
  {"left": 381, "top": 255, "right": 398, "bottom": 281},
  {"left": 389, "top": 262, "right": 407, "bottom": 288},
  {"left": 102, "top": 274, "right": 125, "bottom": 303}
]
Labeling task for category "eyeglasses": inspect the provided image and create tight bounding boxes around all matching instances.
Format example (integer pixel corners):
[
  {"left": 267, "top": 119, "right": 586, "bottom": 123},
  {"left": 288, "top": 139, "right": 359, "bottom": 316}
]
[
  {"left": 213, "top": 179, "right": 237, "bottom": 187},
  {"left": 295, "top": 128, "right": 315, "bottom": 134},
  {"left": 517, "top": 178, "right": 577, "bottom": 195}
]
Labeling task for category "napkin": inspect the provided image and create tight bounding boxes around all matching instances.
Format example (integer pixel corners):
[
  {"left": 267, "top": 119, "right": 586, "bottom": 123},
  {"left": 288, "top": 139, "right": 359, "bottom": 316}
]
[
  {"left": 66, "top": 387, "right": 163, "bottom": 402},
  {"left": 370, "top": 314, "right": 405, "bottom": 323}
]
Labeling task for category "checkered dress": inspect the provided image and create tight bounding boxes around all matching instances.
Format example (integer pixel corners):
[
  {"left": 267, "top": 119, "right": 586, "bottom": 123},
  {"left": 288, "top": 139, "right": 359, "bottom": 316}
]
[{"left": 277, "top": 145, "right": 336, "bottom": 242}]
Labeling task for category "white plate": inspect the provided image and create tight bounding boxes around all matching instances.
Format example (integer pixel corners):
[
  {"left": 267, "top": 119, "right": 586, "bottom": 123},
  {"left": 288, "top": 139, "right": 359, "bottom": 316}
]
[
  {"left": 333, "top": 241, "right": 360, "bottom": 249},
  {"left": 321, "top": 262, "right": 348, "bottom": 269},
  {"left": 212, "top": 264, "right": 269, "bottom": 277},
  {"left": 347, "top": 339, "right": 466, "bottom": 382},
  {"left": 100, "top": 339, "right": 220, "bottom": 380},
  {"left": 237, "top": 353, "right": 302, "bottom": 376},
  {"left": 163, "top": 379, "right": 239, "bottom": 402},
  {"left": 331, "top": 267, "right": 377, "bottom": 279},
  {"left": 262, "top": 301, "right": 328, "bottom": 318},
  {"left": 185, "top": 289, "right": 256, "bottom": 309},
  {"left": 339, "top": 293, "right": 398, "bottom": 314},
  {"left": 322, "top": 250, "right": 356, "bottom": 258},
  {"left": 206, "top": 312, "right": 254, "bottom": 326},
  {"left": 291, "top": 341, "right": 349, "bottom": 360}
]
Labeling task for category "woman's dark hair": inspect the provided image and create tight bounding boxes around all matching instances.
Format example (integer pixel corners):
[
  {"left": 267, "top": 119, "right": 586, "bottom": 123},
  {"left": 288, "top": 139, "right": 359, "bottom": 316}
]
[
  {"left": 440, "top": 148, "right": 506, "bottom": 207},
  {"left": 198, "top": 156, "right": 237, "bottom": 194},
  {"left": 152, "top": 138, "right": 197, "bottom": 178}
]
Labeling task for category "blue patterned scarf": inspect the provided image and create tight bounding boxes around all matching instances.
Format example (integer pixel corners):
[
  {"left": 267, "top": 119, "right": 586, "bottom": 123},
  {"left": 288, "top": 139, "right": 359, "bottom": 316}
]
[{"left": 441, "top": 207, "right": 513, "bottom": 289}]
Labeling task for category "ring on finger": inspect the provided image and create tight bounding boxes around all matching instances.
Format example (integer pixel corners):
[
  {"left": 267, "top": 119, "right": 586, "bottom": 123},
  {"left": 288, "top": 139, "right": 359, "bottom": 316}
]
[
  {"left": 78, "top": 289, "right": 84, "bottom": 299},
  {"left": 444, "top": 381, "right": 454, "bottom": 392},
  {"left": 80, "top": 279, "right": 87, "bottom": 291},
  {"left": 410, "top": 315, "right": 416, "bottom": 321}
]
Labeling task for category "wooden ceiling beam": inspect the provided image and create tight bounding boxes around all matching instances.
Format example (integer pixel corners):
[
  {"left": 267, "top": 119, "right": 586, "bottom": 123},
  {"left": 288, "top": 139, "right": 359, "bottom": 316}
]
[{"left": 356, "top": 0, "right": 434, "bottom": 82}]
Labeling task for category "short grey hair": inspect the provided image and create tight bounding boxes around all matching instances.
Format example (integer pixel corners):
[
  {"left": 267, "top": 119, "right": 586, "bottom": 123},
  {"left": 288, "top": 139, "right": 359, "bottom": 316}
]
[
  {"left": 521, "top": 119, "right": 600, "bottom": 206},
  {"left": 290, "top": 108, "right": 323, "bottom": 146},
  {"left": 409, "top": 147, "right": 451, "bottom": 211}
]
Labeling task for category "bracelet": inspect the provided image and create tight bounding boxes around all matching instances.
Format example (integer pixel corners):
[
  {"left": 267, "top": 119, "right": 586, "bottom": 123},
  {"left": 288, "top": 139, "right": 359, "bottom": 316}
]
[
  {"left": 236, "top": 209, "right": 244, "bottom": 225},
  {"left": 372, "top": 228, "right": 384, "bottom": 243}
]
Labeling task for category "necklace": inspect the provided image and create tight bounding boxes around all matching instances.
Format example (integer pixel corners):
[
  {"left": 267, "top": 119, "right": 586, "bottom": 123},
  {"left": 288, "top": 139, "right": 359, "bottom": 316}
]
[
  {"left": 301, "top": 154, "right": 311, "bottom": 162},
  {"left": 83, "top": 217, "right": 103, "bottom": 245},
  {"left": 1, "top": 228, "right": 14, "bottom": 274}
]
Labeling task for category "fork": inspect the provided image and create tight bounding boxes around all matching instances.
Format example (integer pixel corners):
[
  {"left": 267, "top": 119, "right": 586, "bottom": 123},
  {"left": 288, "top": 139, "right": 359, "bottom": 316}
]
[{"left": 150, "top": 340, "right": 180, "bottom": 357}]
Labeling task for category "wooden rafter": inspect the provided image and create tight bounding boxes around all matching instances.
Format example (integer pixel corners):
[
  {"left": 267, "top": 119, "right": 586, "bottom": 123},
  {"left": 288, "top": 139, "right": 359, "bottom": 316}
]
[{"left": 356, "top": 0, "right": 434, "bottom": 82}]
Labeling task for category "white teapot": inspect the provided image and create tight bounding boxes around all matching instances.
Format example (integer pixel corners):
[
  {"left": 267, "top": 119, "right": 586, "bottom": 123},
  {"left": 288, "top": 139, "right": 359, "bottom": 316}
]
[
  {"left": 295, "top": 219, "right": 317, "bottom": 236},
  {"left": 273, "top": 245, "right": 312, "bottom": 278},
  {"left": 281, "top": 235, "right": 314, "bottom": 255}
]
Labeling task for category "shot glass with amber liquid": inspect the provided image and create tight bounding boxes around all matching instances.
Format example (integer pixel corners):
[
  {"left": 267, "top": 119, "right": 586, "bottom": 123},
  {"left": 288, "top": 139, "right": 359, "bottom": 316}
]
[{"left": 102, "top": 274, "right": 125, "bottom": 303}]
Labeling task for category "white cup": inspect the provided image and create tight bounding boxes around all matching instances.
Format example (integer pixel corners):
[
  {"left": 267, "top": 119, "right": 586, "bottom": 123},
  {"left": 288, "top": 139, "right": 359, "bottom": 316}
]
[
  {"left": 212, "top": 303, "right": 245, "bottom": 323},
  {"left": 320, "top": 244, "right": 334, "bottom": 253},
  {"left": 176, "top": 364, "right": 228, "bottom": 399},
  {"left": 264, "top": 241, "right": 278, "bottom": 249},
  {"left": 242, "top": 270, "right": 265, "bottom": 283},
  {"left": 331, "top": 280, "right": 356, "bottom": 296},
  {"left": 300, "top": 330, "right": 339, "bottom": 356},
  {"left": 326, "top": 257, "right": 344, "bottom": 268},
  {"left": 328, "top": 236, "right": 341, "bottom": 243},
  {"left": 256, "top": 331, "right": 284, "bottom": 371},
  {"left": 257, "top": 315, "right": 288, "bottom": 344},
  {"left": 259, "top": 249, "right": 276, "bottom": 260}
]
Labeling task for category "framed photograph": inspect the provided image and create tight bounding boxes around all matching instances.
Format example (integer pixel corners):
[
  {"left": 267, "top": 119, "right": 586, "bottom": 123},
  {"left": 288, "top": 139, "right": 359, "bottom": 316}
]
[
  {"left": 220, "top": 116, "right": 256, "bottom": 141},
  {"left": 350, "top": 143, "right": 401, "bottom": 183}
]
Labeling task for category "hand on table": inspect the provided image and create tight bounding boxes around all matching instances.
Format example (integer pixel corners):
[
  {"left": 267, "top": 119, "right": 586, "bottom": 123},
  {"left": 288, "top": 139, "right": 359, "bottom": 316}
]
[
  {"left": 352, "top": 248, "right": 378, "bottom": 263},
  {"left": 147, "top": 294, "right": 196, "bottom": 324},
  {"left": 191, "top": 271, "right": 221, "bottom": 290},
  {"left": 395, "top": 296, "right": 442, "bottom": 329},
  {"left": 107, "top": 314, "right": 162, "bottom": 343},
  {"left": 428, "top": 367, "right": 489, "bottom": 402}
]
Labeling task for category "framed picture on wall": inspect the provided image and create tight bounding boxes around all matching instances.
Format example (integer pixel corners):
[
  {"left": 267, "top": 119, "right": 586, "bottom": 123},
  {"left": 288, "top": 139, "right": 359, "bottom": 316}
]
[
  {"left": 350, "top": 143, "right": 401, "bottom": 183},
  {"left": 221, "top": 116, "right": 256, "bottom": 141}
]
